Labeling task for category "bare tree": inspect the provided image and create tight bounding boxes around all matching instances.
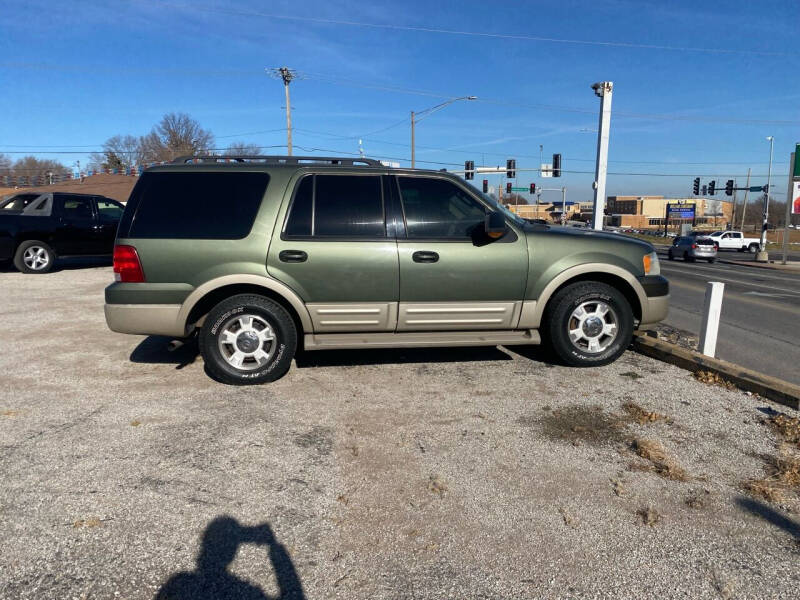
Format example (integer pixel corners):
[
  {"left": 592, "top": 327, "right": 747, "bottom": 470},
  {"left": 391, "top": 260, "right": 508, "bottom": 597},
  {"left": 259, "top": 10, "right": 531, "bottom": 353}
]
[
  {"left": 89, "top": 134, "right": 145, "bottom": 170},
  {"left": 225, "top": 142, "right": 262, "bottom": 156},
  {"left": 140, "top": 113, "right": 214, "bottom": 162},
  {"left": 0, "top": 153, "right": 11, "bottom": 176},
  {"left": 11, "top": 156, "right": 66, "bottom": 179}
]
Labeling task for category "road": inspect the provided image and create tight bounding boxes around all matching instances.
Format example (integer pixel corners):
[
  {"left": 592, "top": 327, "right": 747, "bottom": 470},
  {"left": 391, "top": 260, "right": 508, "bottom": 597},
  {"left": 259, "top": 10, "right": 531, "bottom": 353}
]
[{"left": 657, "top": 249, "right": 800, "bottom": 385}]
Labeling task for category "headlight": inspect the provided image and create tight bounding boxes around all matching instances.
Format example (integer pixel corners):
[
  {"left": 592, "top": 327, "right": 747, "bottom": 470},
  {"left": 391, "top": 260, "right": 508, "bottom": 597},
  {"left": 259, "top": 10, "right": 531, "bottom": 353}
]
[{"left": 643, "top": 251, "right": 660, "bottom": 276}]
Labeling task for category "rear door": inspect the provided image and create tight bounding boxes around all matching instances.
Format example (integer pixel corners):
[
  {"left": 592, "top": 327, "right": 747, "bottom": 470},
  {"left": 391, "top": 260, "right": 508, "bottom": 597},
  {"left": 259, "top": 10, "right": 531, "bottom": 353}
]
[
  {"left": 268, "top": 172, "right": 399, "bottom": 333},
  {"left": 52, "top": 194, "right": 100, "bottom": 255},
  {"left": 393, "top": 174, "right": 528, "bottom": 331}
]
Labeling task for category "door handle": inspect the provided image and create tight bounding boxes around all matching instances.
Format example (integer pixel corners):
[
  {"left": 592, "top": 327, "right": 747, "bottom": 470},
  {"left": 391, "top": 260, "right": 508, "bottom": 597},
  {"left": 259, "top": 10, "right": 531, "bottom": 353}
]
[
  {"left": 412, "top": 251, "right": 439, "bottom": 263},
  {"left": 279, "top": 250, "right": 308, "bottom": 263}
]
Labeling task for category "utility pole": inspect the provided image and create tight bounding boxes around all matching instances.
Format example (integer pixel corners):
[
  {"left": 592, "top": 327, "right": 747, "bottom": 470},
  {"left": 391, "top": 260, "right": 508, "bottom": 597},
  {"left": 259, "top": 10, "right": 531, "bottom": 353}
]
[
  {"left": 267, "top": 67, "right": 297, "bottom": 155},
  {"left": 591, "top": 82, "right": 613, "bottom": 231},
  {"left": 410, "top": 111, "right": 415, "bottom": 169},
  {"left": 757, "top": 137, "right": 774, "bottom": 261},
  {"left": 740, "top": 168, "right": 750, "bottom": 231},
  {"left": 562, "top": 186, "right": 567, "bottom": 224}
]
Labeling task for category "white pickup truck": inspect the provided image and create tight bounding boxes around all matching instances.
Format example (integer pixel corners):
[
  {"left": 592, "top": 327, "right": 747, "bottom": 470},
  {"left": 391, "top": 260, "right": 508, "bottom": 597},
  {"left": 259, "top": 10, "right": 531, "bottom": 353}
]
[{"left": 704, "top": 230, "right": 761, "bottom": 253}]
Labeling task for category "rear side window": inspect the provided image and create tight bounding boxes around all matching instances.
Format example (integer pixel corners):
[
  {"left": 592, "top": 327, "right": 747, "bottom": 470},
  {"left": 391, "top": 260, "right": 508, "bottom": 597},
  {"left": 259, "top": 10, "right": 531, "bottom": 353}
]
[
  {"left": 127, "top": 172, "right": 269, "bottom": 239},
  {"left": 59, "top": 195, "right": 94, "bottom": 219},
  {"left": 284, "top": 174, "right": 385, "bottom": 238}
]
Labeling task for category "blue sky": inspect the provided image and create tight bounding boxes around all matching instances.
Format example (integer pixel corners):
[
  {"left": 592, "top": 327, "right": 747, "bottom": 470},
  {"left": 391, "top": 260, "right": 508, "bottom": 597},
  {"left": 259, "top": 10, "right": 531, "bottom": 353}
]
[{"left": 1, "top": 0, "right": 799, "bottom": 201}]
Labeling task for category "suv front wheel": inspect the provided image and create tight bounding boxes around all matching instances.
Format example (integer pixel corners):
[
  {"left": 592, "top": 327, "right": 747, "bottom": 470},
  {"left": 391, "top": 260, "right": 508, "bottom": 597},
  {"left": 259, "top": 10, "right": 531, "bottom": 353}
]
[
  {"left": 544, "top": 281, "right": 633, "bottom": 367},
  {"left": 199, "top": 294, "right": 297, "bottom": 385}
]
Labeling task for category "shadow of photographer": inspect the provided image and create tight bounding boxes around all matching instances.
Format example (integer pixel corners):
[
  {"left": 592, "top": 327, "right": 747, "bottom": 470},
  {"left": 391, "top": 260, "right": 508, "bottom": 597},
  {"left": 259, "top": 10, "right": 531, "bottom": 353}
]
[{"left": 155, "top": 516, "right": 306, "bottom": 600}]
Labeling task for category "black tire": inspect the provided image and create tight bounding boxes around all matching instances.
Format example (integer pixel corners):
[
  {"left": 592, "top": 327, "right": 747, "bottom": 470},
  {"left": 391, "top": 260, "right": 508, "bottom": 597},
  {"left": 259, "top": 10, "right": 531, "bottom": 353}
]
[
  {"left": 13, "top": 240, "right": 55, "bottom": 273},
  {"left": 199, "top": 294, "right": 297, "bottom": 385},
  {"left": 543, "top": 281, "right": 634, "bottom": 368},
  {"left": 667, "top": 250, "right": 674, "bottom": 260},
  {"left": 748, "top": 243, "right": 759, "bottom": 254}
]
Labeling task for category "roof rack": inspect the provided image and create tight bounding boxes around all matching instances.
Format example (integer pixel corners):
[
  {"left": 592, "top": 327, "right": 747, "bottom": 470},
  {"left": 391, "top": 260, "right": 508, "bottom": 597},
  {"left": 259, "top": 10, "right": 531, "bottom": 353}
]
[{"left": 171, "top": 155, "right": 384, "bottom": 167}]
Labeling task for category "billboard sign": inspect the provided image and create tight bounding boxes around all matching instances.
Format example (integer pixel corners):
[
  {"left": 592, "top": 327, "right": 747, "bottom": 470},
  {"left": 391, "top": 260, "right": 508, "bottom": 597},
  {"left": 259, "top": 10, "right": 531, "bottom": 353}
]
[
  {"left": 667, "top": 204, "right": 695, "bottom": 219},
  {"left": 792, "top": 180, "right": 800, "bottom": 215}
]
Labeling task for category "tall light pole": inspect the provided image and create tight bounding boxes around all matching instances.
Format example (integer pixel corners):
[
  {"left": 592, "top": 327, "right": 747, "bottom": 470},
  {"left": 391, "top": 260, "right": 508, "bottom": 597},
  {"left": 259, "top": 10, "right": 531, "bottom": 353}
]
[
  {"left": 267, "top": 67, "right": 298, "bottom": 156},
  {"left": 411, "top": 96, "right": 476, "bottom": 168},
  {"left": 591, "top": 81, "right": 613, "bottom": 231},
  {"left": 757, "top": 136, "right": 774, "bottom": 261}
]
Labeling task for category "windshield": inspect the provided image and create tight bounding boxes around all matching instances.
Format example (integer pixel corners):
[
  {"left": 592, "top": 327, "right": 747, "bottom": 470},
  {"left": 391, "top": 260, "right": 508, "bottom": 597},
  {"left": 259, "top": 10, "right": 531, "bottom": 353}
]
[{"left": 465, "top": 181, "right": 527, "bottom": 226}]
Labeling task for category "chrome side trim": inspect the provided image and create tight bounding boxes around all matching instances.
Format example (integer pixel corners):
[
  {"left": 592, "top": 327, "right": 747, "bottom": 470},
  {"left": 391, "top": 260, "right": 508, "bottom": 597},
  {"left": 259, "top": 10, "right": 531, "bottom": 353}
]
[
  {"left": 303, "top": 329, "right": 540, "bottom": 350},
  {"left": 397, "top": 301, "right": 521, "bottom": 331}
]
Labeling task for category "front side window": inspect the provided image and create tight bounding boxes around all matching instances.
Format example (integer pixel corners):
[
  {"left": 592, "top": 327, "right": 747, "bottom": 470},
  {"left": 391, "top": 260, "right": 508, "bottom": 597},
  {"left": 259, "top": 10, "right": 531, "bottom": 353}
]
[
  {"left": 284, "top": 174, "right": 385, "bottom": 238},
  {"left": 96, "top": 198, "right": 124, "bottom": 221},
  {"left": 398, "top": 177, "right": 487, "bottom": 239}
]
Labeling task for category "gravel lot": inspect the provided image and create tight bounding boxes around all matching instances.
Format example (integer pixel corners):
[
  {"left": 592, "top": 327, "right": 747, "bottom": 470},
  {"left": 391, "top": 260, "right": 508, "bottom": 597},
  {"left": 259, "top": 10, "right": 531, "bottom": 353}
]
[{"left": 1, "top": 264, "right": 798, "bottom": 599}]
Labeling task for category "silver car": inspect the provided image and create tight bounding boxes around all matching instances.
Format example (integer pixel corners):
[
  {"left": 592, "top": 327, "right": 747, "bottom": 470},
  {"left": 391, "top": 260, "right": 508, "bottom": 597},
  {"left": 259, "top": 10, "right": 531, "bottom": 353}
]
[{"left": 668, "top": 236, "right": 717, "bottom": 263}]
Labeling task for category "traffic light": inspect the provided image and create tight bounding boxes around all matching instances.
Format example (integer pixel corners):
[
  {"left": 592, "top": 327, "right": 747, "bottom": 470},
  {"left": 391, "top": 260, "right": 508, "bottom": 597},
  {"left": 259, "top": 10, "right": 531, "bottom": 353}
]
[
  {"left": 529, "top": 183, "right": 536, "bottom": 194},
  {"left": 708, "top": 180, "right": 716, "bottom": 195},
  {"left": 692, "top": 177, "right": 700, "bottom": 195},
  {"left": 482, "top": 179, "right": 488, "bottom": 193},
  {"left": 725, "top": 179, "right": 734, "bottom": 196},
  {"left": 464, "top": 160, "right": 474, "bottom": 180},
  {"left": 552, "top": 153, "right": 562, "bottom": 177},
  {"left": 506, "top": 159, "right": 516, "bottom": 178},
  {"left": 506, "top": 182, "right": 512, "bottom": 194},
  {"left": 701, "top": 185, "right": 707, "bottom": 195}
]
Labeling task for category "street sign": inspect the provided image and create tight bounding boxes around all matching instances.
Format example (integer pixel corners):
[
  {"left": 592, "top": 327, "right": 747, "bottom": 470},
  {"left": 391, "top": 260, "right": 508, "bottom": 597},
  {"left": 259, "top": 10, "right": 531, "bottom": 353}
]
[
  {"left": 795, "top": 144, "right": 800, "bottom": 177},
  {"left": 792, "top": 180, "right": 800, "bottom": 215},
  {"left": 749, "top": 186, "right": 766, "bottom": 192},
  {"left": 510, "top": 187, "right": 528, "bottom": 192},
  {"left": 541, "top": 163, "right": 553, "bottom": 178}
]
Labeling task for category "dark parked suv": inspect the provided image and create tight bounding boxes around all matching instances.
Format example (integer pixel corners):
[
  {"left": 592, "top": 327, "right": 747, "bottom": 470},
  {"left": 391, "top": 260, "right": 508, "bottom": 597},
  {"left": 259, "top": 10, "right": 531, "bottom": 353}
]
[
  {"left": 0, "top": 192, "right": 125, "bottom": 273},
  {"left": 104, "top": 156, "right": 669, "bottom": 384}
]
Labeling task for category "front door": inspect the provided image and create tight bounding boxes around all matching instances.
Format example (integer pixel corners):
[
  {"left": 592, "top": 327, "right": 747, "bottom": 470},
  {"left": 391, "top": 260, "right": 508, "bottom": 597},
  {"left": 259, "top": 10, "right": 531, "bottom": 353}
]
[
  {"left": 93, "top": 197, "right": 125, "bottom": 254},
  {"left": 393, "top": 175, "right": 528, "bottom": 331},
  {"left": 268, "top": 172, "right": 399, "bottom": 333}
]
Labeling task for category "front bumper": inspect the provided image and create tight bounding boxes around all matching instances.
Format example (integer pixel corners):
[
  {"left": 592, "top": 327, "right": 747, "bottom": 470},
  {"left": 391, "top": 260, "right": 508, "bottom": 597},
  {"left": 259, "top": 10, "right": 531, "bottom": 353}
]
[
  {"left": 637, "top": 275, "right": 669, "bottom": 325},
  {"left": 104, "top": 303, "right": 185, "bottom": 338}
]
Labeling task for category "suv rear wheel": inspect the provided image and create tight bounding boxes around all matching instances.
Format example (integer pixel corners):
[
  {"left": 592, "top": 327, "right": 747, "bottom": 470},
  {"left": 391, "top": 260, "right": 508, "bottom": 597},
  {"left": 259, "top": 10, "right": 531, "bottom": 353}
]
[
  {"left": 544, "top": 281, "right": 633, "bottom": 367},
  {"left": 14, "top": 240, "right": 55, "bottom": 274},
  {"left": 199, "top": 294, "right": 297, "bottom": 385}
]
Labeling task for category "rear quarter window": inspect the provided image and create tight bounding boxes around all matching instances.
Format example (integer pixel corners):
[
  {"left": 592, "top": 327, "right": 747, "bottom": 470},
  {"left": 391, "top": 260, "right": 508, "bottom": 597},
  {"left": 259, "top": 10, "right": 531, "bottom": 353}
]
[{"left": 126, "top": 172, "right": 269, "bottom": 239}]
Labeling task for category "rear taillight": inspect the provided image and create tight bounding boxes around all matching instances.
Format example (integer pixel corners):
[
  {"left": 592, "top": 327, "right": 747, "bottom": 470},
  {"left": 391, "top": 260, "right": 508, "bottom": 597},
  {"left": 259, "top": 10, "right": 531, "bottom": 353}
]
[
  {"left": 691, "top": 243, "right": 697, "bottom": 249},
  {"left": 113, "top": 245, "right": 145, "bottom": 283}
]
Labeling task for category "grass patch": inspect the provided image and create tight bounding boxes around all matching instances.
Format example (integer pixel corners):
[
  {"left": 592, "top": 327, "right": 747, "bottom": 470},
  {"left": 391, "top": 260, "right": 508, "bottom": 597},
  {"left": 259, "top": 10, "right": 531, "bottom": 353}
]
[
  {"left": 745, "top": 443, "right": 800, "bottom": 504},
  {"left": 631, "top": 438, "right": 690, "bottom": 481},
  {"left": 694, "top": 370, "right": 736, "bottom": 390},
  {"left": 621, "top": 401, "right": 671, "bottom": 425},
  {"left": 767, "top": 414, "right": 800, "bottom": 446},
  {"left": 620, "top": 371, "right": 644, "bottom": 380},
  {"left": 637, "top": 506, "right": 661, "bottom": 526}
]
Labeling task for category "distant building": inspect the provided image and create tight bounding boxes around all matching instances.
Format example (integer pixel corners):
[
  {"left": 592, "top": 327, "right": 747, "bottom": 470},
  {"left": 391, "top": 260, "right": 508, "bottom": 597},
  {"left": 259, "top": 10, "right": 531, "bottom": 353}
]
[{"left": 606, "top": 195, "right": 733, "bottom": 229}]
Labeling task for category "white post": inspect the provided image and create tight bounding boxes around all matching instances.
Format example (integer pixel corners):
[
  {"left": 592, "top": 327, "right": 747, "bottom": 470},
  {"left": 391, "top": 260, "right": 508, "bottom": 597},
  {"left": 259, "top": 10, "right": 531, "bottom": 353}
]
[
  {"left": 698, "top": 282, "right": 725, "bottom": 357},
  {"left": 592, "top": 81, "right": 613, "bottom": 231}
]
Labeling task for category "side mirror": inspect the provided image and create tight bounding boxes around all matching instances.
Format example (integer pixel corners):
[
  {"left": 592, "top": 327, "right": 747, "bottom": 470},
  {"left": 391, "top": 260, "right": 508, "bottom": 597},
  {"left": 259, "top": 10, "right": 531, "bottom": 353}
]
[{"left": 484, "top": 211, "right": 507, "bottom": 239}]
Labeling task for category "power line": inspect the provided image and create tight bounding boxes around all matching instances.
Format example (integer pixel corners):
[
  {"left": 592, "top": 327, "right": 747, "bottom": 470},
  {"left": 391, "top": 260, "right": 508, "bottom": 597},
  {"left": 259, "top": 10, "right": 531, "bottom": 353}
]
[{"left": 134, "top": 1, "right": 795, "bottom": 57}]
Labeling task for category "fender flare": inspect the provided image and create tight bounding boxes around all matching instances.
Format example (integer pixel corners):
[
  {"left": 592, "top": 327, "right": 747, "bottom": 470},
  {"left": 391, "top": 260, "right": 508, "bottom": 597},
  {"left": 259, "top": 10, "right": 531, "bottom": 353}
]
[
  {"left": 177, "top": 274, "right": 313, "bottom": 333},
  {"left": 521, "top": 263, "right": 647, "bottom": 329}
]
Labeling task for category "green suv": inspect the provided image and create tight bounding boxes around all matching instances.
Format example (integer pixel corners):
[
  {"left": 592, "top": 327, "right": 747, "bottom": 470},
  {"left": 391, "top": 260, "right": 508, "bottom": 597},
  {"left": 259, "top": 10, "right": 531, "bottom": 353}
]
[{"left": 105, "top": 156, "right": 668, "bottom": 384}]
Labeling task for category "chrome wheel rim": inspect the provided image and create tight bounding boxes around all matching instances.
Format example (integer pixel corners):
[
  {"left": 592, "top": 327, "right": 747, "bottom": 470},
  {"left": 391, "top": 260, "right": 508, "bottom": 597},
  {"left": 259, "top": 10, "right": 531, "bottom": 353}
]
[
  {"left": 23, "top": 246, "right": 49, "bottom": 270},
  {"left": 217, "top": 314, "right": 276, "bottom": 371},
  {"left": 567, "top": 300, "right": 618, "bottom": 354}
]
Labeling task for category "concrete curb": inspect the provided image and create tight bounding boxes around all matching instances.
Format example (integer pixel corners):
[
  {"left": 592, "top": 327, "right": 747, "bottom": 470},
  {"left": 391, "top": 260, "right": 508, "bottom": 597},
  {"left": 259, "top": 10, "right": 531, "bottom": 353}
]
[
  {"left": 716, "top": 258, "right": 800, "bottom": 271},
  {"left": 632, "top": 332, "right": 800, "bottom": 411}
]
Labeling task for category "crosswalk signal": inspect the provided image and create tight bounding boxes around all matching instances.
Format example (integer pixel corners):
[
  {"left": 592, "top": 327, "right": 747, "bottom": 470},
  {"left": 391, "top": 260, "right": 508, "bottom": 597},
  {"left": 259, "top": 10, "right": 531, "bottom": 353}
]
[
  {"left": 725, "top": 179, "right": 734, "bottom": 196},
  {"left": 530, "top": 183, "right": 536, "bottom": 194},
  {"left": 464, "top": 160, "right": 474, "bottom": 180},
  {"left": 506, "top": 182, "right": 512, "bottom": 194},
  {"left": 482, "top": 179, "right": 488, "bottom": 193},
  {"left": 701, "top": 184, "right": 707, "bottom": 195},
  {"left": 552, "top": 153, "right": 562, "bottom": 177},
  {"left": 708, "top": 180, "right": 716, "bottom": 195},
  {"left": 506, "top": 159, "right": 516, "bottom": 178},
  {"left": 692, "top": 177, "right": 700, "bottom": 195}
]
